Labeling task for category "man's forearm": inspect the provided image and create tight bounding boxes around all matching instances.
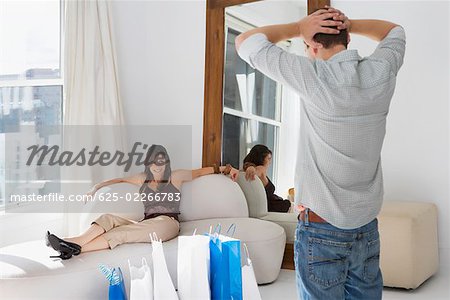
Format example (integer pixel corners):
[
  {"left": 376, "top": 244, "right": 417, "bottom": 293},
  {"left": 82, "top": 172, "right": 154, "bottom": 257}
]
[
  {"left": 235, "top": 22, "right": 300, "bottom": 51},
  {"left": 349, "top": 19, "right": 399, "bottom": 42}
]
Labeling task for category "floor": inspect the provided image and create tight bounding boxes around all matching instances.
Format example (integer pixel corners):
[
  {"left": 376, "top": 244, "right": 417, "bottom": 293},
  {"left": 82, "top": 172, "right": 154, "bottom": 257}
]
[{"left": 259, "top": 249, "right": 450, "bottom": 300}]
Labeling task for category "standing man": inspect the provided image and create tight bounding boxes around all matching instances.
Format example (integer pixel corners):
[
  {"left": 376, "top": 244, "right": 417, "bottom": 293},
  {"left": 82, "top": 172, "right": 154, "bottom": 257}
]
[{"left": 236, "top": 6, "right": 405, "bottom": 300}]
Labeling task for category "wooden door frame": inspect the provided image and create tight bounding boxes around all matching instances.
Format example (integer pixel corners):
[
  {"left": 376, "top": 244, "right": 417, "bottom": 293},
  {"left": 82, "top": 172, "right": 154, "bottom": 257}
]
[{"left": 202, "top": 0, "right": 330, "bottom": 167}]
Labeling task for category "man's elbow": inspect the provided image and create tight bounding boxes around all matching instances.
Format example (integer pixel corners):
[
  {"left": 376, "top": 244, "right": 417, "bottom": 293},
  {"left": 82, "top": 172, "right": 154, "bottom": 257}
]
[{"left": 235, "top": 34, "right": 245, "bottom": 52}]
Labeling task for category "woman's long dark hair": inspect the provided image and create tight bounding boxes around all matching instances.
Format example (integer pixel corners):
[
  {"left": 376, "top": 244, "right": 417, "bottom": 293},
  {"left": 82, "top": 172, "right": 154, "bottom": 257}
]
[
  {"left": 139, "top": 144, "right": 172, "bottom": 194},
  {"left": 243, "top": 144, "right": 272, "bottom": 166}
]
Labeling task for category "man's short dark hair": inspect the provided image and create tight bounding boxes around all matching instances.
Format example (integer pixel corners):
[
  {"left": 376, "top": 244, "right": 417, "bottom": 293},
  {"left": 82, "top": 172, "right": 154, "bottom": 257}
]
[{"left": 312, "top": 9, "right": 348, "bottom": 49}]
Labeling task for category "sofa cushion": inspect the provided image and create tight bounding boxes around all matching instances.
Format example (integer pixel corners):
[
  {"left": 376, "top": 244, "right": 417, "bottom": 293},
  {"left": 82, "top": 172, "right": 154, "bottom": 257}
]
[
  {"left": 236, "top": 172, "right": 268, "bottom": 218},
  {"left": 179, "top": 174, "right": 249, "bottom": 221},
  {"left": 261, "top": 212, "right": 298, "bottom": 243},
  {"left": 0, "top": 239, "right": 164, "bottom": 279}
]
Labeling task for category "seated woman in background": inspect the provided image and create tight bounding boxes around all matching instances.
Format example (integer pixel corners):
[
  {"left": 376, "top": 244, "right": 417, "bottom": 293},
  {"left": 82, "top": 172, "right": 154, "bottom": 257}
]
[{"left": 243, "top": 144, "right": 291, "bottom": 213}]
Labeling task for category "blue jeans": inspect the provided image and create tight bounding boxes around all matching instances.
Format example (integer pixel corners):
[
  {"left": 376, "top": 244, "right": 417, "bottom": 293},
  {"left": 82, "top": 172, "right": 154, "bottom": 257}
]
[{"left": 294, "top": 210, "right": 383, "bottom": 300}]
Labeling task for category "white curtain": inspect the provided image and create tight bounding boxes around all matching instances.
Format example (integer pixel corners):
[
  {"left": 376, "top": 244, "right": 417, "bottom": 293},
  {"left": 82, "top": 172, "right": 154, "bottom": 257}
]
[
  {"left": 64, "top": 0, "right": 124, "bottom": 126},
  {"left": 62, "top": 0, "right": 126, "bottom": 235}
]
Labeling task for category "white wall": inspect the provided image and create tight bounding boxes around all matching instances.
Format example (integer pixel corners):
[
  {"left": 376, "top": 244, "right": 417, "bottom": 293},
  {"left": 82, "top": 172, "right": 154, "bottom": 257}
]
[
  {"left": 111, "top": 0, "right": 207, "bottom": 167},
  {"left": 334, "top": 0, "right": 450, "bottom": 249},
  {"left": 111, "top": 0, "right": 449, "bottom": 250}
]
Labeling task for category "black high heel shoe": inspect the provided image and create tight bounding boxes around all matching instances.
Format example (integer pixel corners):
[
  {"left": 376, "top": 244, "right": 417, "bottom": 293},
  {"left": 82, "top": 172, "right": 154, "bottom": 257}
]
[
  {"left": 46, "top": 231, "right": 81, "bottom": 257},
  {"left": 49, "top": 242, "right": 78, "bottom": 260}
]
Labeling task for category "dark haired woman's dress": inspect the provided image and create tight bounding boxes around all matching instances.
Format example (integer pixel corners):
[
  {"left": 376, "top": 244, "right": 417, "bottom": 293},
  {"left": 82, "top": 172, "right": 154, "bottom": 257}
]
[{"left": 264, "top": 177, "right": 291, "bottom": 213}]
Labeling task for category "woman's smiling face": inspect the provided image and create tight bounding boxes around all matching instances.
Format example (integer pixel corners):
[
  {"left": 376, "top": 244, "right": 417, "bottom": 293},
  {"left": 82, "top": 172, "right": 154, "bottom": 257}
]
[{"left": 149, "top": 154, "right": 167, "bottom": 176}]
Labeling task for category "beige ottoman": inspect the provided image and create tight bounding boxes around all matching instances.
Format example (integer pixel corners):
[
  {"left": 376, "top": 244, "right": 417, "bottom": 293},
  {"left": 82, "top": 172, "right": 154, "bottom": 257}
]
[{"left": 378, "top": 201, "right": 439, "bottom": 289}]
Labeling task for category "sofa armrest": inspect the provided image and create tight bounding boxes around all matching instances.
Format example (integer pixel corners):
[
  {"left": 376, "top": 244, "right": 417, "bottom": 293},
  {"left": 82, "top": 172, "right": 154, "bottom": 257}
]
[{"left": 236, "top": 172, "right": 268, "bottom": 218}]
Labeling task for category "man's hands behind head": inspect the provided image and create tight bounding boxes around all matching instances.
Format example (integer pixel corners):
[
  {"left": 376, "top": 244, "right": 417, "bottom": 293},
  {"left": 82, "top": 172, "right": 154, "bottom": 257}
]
[{"left": 298, "top": 7, "right": 350, "bottom": 48}]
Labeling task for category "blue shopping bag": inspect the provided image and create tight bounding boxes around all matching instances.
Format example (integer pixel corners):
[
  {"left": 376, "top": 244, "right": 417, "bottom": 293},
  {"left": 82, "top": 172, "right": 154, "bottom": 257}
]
[
  {"left": 207, "top": 224, "right": 243, "bottom": 300},
  {"left": 99, "top": 264, "right": 127, "bottom": 300}
]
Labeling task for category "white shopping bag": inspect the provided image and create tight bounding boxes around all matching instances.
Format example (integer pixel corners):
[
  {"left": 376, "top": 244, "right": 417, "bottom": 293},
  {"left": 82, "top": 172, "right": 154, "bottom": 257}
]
[
  {"left": 128, "top": 258, "right": 153, "bottom": 300},
  {"left": 150, "top": 233, "right": 179, "bottom": 300},
  {"left": 242, "top": 243, "right": 262, "bottom": 300},
  {"left": 177, "top": 229, "right": 210, "bottom": 300}
]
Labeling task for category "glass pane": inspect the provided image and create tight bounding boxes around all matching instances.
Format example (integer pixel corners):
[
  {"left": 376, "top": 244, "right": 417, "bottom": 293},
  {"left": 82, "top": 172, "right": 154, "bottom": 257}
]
[
  {"left": 224, "top": 28, "right": 279, "bottom": 121},
  {"left": 0, "top": 0, "right": 61, "bottom": 80},
  {"left": 254, "top": 70, "right": 277, "bottom": 120},
  {"left": 224, "top": 28, "right": 243, "bottom": 112},
  {"left": 222, "top": 113, "right": 276, "bottom": 180},
  {"left": 0, "top": 85, "right": 62, "bottom": 207},
  {"left": 0, "top": 86, "right": 62, "bottom": 132}
]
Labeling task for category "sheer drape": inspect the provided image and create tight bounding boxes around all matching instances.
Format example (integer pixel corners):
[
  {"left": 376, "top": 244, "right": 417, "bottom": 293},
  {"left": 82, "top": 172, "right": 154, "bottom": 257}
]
[
  {"left": 64, "top": 0, "right": 124, "bottom": 125},
  {"left": 62, "top": 0, "right": 126, "bottom": 235}
]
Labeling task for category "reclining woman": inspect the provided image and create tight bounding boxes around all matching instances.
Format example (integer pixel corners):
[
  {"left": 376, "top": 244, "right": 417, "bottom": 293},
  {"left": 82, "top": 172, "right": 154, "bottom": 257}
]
[
  {"left": 244, "top": 144, "right": 292, "bottom": 213},
  {"left": 46, "top": 144, "right": 239, "bottom": 259}
]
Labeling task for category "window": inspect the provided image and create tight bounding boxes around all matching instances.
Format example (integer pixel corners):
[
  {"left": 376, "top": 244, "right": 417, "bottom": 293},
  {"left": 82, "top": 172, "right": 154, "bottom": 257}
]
[
  {"left": 222, "top": 14, "right": 289, "bottom": 183},
  {"left": 0, "top": 0, "right": 63, "bottom": 209}
]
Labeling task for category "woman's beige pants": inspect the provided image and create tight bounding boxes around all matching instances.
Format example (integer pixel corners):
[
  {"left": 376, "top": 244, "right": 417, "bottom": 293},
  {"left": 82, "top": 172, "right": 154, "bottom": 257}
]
[{"left": 92, "top": 213, "right": 180, "bottom": 249}]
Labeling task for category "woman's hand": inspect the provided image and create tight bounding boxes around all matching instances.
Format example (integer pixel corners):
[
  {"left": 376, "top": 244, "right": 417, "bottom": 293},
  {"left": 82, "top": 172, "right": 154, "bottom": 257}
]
[
  {"left": 229, "top": 167, "right": 239, "bottom": 182},
  {"left": 86, "top": 185, "right": 98, "bottom": 197},
  {"left": 245, "top": 166, "right": 257, "bottom": 181}
]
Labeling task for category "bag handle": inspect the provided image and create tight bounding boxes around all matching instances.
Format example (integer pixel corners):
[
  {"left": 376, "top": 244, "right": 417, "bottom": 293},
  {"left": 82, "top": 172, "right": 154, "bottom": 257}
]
[
  {"left": 243, "top": 243, "right": 251, "bottom": 266},
  {"left": 226, "top": 223, "right": 236, "bottom": 237},
  {"left": 210, "top": 223, "right": 221, "bottom": 240},
  {"left": 112, "top": 267, "right": 123, "bottom": 285},
  {"left": 214, "top": 223, "right": 221, "bottom": 234},
  {"left": 142, "top": 257, "right": 148, "bottom": 267},
  {"left": 149, "top": 233, "right": 154, "bottom": 243},
  {"left": 149, "top": 232, "right": 160, "bottom": 243},
  {"left": 98, "top": 263, "right": 114, "bottom": 283}
]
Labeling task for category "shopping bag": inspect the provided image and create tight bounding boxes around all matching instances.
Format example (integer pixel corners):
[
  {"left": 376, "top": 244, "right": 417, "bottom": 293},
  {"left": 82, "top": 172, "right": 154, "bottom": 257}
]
[
  {"left": 208, "top": 224, "right": 243, "bottom": 300},
  {"left": 242, "top": 243, "right": 262, "bottom": 300},
  {"left": 177, "top": 229, "right": 211, "bottom": 300},
  {"left": 128, "top": 258, "right": 153, "bottom": 300},
  {"left": 150, "top": 232, "right": 179, "bottom": 300},
  {"left": 99, "top": 264, "right": 127, "bottom": 300}
]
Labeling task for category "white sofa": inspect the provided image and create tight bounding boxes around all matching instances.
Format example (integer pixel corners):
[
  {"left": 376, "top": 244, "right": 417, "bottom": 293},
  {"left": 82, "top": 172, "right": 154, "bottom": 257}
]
[{"left": 0, "top": 174, "right": 286, "bottom": 299}]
